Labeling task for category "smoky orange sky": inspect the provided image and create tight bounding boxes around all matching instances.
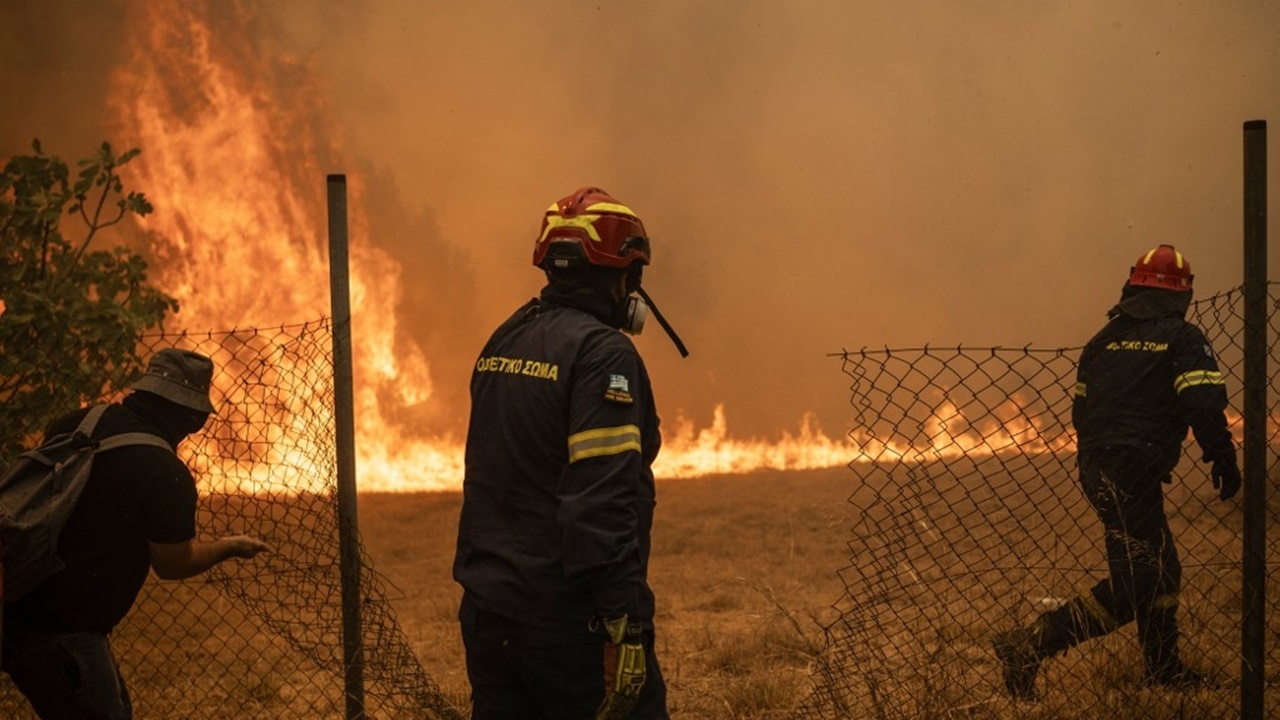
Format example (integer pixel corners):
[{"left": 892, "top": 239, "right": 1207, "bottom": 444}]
[{"left": 3, "top": 0, "right": 1279, "bottom": 444}]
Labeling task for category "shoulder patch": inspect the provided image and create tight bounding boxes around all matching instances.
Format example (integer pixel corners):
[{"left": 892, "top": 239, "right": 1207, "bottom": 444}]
[{"left": 604, "top": 373, "right": 633, "bottom": 404}]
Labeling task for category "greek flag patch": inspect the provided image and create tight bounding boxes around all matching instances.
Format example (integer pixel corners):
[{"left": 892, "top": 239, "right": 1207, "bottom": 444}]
[{"left": 605, "top": 373, "right": 633, "bottom": 404}]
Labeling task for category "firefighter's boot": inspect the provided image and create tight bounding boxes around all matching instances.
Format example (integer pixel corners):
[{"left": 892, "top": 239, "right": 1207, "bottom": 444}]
[
  {"left": 993, "top": 595, "right": 1115, "bottom": 700},
  {"left": 1139, "top": 605, "right": 1213, "bottom": 690},
  {"left": 993, "top": 616, "right": 1062, "bottom": 700}
]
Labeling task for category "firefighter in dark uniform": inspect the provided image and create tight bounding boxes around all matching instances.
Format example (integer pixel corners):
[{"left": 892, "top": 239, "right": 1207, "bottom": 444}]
[
  {"left": 994, "top": 244, "right": 1241, "bottom": 700},
  {"left": 454, "top": 187, "right": 668, "bottom": 719}
]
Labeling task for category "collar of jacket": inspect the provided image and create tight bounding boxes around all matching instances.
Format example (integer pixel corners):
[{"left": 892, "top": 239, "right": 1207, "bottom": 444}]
[
  {"left": 1108, "top": 285, "right": 1192, "bottom": 321},
  {"left": 538, "top": 286, "right": 623, "bottom": 328}
]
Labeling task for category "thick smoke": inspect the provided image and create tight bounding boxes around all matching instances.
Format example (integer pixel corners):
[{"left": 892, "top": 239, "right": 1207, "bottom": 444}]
[
  {"left": 0, "top": 1, "right": 128, "bottom": 153},
  {"left": 4, "top": 0, "right": 1280, "bottom": 442}
]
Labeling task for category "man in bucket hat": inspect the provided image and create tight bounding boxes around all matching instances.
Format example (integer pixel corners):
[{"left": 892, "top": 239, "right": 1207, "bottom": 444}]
[
  {"left": 2, "top": 347, "right": 272, "bottom": 720},
  {"left": 131, "top": 347, "right": 218, "bottom": 414}
]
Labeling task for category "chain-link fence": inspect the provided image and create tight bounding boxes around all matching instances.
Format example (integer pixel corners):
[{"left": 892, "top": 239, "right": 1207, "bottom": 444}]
[
  {"left": 794, "top": 285, "right": 1279, "bottom": 719},
  {"left": 0, "top": 320, "right": 466, "bottom": 719},
  {"left": 4, "top": 292, "right": 1274, "bottom": 719}
]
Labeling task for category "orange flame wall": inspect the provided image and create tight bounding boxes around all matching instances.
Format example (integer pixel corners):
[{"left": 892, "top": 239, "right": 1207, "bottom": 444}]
[
  {"left": 112, "top": 1, "right": 459, "bottom": 490},
  {"left": 43, "top": 0, "right": 1268, "bottom": 491},
  {"left": 104, "top": 1, "right": 854, "bottom": 491}
]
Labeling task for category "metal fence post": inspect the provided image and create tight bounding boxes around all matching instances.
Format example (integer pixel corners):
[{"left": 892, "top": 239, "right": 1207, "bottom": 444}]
[
  {"left": 1241, "top": 119, "right": 1267, "bottom": 720},
  {"left": 327, "top": 173, "right": 366, "bottom": 719}
]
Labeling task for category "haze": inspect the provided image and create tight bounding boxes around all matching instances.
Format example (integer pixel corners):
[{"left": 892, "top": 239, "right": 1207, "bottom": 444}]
[{"left": 3, "top": 0, "right": 1278, "bottom": 441}]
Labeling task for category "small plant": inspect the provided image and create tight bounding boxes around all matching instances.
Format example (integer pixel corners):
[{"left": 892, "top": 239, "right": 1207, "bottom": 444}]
[{"left": 0, "top": 139, "right": 177, "bottom": 462}]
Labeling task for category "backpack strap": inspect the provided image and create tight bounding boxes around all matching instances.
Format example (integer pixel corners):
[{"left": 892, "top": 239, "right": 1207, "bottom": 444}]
[
  {"left": 76, "top": 404, "right": 174, "bottom": 455},
  {"left": 97, "top": 432, "right": 173, "bottom": 454},
  {"left": 19, "top": 405, "right": 175, "bottom": 466},
  {"left": 73, "top": 404, "right": 112, "bottom": 438},
  {"left": 15, "top": 405, "right": 114, "bottom": 468}
]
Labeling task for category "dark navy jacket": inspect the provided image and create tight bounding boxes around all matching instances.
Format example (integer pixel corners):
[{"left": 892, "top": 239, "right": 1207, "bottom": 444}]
[
  {"left": 1072, "top": 311, "right": 1234, "bottom": 472},
  {"left": 453, "top": 288, "right": 662, "bottom": 637}
]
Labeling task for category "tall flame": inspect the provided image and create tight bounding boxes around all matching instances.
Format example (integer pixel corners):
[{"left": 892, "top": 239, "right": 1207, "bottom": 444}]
[
  {"left": 112, "top": 1, "right": 462, "bottom": 491},
  {"left": 111, "top": 3, "right": 1113, "bottom": 491}
]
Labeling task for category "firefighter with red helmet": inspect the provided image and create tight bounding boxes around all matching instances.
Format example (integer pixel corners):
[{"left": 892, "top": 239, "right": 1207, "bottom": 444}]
[
  {"left": 993, "top": 244, "right": 1241, "bottom": 700},
  {"left": 454, "top": 187, "right": 669, "bottom": 719}
]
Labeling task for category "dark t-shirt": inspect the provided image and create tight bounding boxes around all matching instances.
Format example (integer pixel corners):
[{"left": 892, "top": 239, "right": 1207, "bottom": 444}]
[{"left": 5, "top": 402, "right": 198, "bottom": 634}]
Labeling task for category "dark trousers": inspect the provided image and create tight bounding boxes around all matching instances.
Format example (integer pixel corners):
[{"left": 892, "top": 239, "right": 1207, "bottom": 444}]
[
  {"left": 460, "top": 595, "right": 669, "bottom": 720},
  {"left": 2, "top": 631, "right": 132, "bottom": 720},
  {"left": 1079, "top": 446, "right": 1183, "bottom": 669}
]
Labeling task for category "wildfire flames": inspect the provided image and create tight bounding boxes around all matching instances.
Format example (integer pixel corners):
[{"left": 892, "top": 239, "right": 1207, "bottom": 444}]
[{"left": 101, "top": 2, "right": 864, "bottom": 492}]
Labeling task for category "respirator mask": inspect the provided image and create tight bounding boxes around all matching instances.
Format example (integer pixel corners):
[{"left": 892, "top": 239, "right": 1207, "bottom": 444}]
[
  {"left": 620, "top": 286, "right": 687, "bottom": 358},
  {"left": 620, "top": 294, "right": 648, "bottom": 336},
  {"left": 617, "top": 257, "right": 688, "bottom": 355}
]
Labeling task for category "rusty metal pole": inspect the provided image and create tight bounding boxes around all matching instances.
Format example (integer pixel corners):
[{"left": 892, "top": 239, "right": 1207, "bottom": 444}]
[
  {"left": 327, "top": 173, "right": 366, "bottom": 719},
  {"left": 1241, "top": 119, "right": 1267, "bottom": 720}
]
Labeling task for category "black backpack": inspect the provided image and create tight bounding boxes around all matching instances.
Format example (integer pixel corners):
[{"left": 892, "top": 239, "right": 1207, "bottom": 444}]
[{"left": 0, "top": 404, "right": 172, "bottom": 602}]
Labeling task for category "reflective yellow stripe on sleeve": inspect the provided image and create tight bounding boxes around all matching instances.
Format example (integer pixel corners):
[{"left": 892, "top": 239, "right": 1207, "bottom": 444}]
[
  {"left": 567, "top": 425, "right": 642, "bottom": 463},
  {"left": 1173, "top": 369, "right": 1225, "bottom": 394}
]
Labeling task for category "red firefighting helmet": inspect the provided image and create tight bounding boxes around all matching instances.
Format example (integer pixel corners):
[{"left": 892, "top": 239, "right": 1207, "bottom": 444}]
[
  {"left": 1128, "top": 244, "right": 1193, "bottom": 291},
  {"left": 533, "top": 187, "right": 651, "bottom": 271}
]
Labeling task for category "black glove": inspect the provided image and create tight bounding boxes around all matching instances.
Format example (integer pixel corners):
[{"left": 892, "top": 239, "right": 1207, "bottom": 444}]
[
  {"left": 595, "top": 615, "right": 646, "bottom": 720},
  {"left": 1210, "top": 456, "right": 1242, "bottom": 501}
]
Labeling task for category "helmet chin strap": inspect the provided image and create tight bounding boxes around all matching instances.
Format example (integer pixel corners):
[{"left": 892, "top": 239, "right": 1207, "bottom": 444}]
[{"left": 633, "top": 287, "right": 689, "bottom": 358}]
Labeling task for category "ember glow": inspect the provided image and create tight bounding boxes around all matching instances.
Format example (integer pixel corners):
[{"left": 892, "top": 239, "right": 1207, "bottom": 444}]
[
  {"left": 848, "top": 398, "right": 1077, "bottom": 464},
  {"left": 5, "top": 1, "right": 1279, "bottom": 492},
  {"left": 106, "top": 2, "right": 858, "bottom": 492},
  {"left": 91, "top": 0, "right": 1268, "bottom": 493},
  {"left": 107, "top": 3, "right": 1268, "bottom": 493}
]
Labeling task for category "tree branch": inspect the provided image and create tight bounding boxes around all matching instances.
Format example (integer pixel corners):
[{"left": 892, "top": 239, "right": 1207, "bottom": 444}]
[{"left": 67, "top": 166, "right": 118, "bottom": 275}]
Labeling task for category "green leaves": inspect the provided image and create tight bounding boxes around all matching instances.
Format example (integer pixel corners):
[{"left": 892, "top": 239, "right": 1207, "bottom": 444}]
[
  {"left": 123, "top": 190, "right": 153, "bottom": 217},
  {"left": 0, "top": 139, "right": 178, "bottom": 463}
]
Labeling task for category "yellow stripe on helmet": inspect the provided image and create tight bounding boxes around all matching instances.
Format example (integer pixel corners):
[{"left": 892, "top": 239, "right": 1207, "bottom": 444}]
[
  {"left": 539, "top": 214, "right": 604, "bottom": 244},
  {"left": 568, "top": 424, "right": 642, "bottom": 463},
  {"left": 583, "top": 201, "right": 637, "bottom": 217},
  {"left": 1142, "top": 246, "right": 1184, "bottom": 268}
]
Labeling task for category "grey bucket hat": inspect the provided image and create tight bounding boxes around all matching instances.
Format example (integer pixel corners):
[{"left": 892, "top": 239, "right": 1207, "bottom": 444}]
[{"left": 132, "top": 348, "right": 216, "bottom": 414}]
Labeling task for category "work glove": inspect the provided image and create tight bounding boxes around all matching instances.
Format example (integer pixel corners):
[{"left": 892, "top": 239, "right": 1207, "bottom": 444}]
[
  {"left": 594, "top": 615, "right": 646, "bottom": 720},
  {"left": 1209, "top": 455, "right": 1242, "bottom": 501}
]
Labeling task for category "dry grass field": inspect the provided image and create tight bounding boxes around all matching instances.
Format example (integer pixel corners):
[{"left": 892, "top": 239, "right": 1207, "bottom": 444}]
[
  {"left": 0, "top": 468, "right": 854, "bottom": 719},
  {"left": 795, "top": 455, "right": 1275, "bottom": 720},
  {"left": 357, "top": 467, "right": 857, "bottom": 719},
  {"left": 359, "top": 460, "right": 1280, "bottom": 720},
  {"left": 0, "top": 463, "right": 1269, "bottom": 719}
]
